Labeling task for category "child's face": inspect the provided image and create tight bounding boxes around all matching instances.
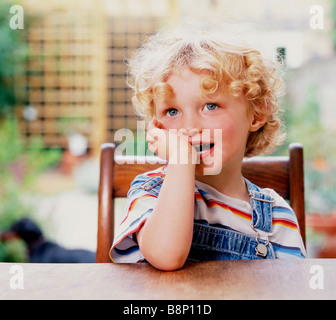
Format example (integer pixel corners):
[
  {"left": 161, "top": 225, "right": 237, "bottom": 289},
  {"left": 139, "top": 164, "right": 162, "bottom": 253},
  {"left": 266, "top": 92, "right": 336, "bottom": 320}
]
[{"left": 153, "top": 68, "right": 263, "bottom": 176}]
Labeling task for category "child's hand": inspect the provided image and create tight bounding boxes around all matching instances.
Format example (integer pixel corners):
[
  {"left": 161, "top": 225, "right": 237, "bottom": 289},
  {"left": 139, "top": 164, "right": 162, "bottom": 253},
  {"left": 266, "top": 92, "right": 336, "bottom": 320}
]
[{"left": 146, "top": 119, "right": 197, "bottom": 165}]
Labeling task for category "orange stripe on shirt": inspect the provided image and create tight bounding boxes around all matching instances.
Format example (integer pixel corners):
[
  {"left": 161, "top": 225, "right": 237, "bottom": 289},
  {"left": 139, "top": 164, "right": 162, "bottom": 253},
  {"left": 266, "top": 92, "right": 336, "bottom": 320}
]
[
  {"left": 196, "top": 193, "right": 299, "bottom": 230},
  {"left": 195, "top": 192, "right": 252, "bottom": 222},
  {"left": 147, "top": 172, "right": 166, "bottom": 178},
  {"left": 273, "top": 218, "right": 298, "bottom": 230},
  {"left": 147, "top": 166, "right": 167, "bottom": 178},
  {"left": 121, "top": 194, "right": 156, "bottom": 225}
]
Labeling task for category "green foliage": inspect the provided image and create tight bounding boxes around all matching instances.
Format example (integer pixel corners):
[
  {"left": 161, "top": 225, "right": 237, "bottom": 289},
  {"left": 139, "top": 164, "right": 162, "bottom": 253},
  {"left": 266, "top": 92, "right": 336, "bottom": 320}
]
[
  {"left": 0, "top": 239, "right": 26, "bottom": 262},
  {"left": 0, "top": 116, "right": 62, "bottom": 261},
  {"left": 282, "top": 86, "right": 336, "bottom": 213},
  {"left": 0, "top": 0, "right": 29, "bottom": 115},
  {"left": 287, "top": 86, "right": 336, "bottom": 162}
]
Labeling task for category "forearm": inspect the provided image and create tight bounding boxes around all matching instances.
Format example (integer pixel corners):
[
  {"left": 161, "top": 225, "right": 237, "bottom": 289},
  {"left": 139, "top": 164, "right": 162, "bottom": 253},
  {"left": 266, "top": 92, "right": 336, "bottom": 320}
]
[{"left": 137, "top": 163, "right": 196, "bottom": 271}]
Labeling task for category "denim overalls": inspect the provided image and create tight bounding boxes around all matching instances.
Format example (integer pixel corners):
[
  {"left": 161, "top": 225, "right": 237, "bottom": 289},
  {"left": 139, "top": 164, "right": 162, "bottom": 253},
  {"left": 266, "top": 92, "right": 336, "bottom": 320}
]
[{"left": 140, "top": 175, "right": 275, "bottom": 261}]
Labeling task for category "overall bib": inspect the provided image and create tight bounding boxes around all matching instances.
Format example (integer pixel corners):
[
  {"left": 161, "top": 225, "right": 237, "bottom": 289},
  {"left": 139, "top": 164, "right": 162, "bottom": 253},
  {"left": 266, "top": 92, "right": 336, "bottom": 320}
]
[
  {"left": 188, "top": 179, "right": 275, "bottom": 260},
  {"left": 140, "top": 175, "right": 275, "bottom": 261}
]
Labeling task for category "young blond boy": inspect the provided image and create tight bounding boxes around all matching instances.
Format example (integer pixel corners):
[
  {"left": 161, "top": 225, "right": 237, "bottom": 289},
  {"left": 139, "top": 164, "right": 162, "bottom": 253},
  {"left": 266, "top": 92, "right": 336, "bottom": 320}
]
[{"left": 110, "top": 21, "right": 306, "bottom": 270}]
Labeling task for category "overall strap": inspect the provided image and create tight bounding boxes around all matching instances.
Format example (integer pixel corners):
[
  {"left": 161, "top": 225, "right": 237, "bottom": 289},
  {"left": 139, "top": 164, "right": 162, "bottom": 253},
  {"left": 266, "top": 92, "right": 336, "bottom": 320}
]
[{"left": 245, "top": 179, "right": 274, "bottom": 233}]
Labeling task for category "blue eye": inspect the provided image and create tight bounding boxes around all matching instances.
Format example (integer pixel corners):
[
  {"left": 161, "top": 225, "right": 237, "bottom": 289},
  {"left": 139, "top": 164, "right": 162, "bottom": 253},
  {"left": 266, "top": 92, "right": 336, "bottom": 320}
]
[
  {"left": 204, "top": 103, "right": 218, "bottom": 111},
  {"left": 166, "top": 108, "right": 179, "bottom": 117}
]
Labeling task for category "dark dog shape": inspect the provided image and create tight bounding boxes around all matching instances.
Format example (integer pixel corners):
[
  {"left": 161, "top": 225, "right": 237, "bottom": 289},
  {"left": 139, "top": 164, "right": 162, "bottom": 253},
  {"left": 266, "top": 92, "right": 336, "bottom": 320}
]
[{"left": 1, "top": 217, "right": 96, "bottom": 263}]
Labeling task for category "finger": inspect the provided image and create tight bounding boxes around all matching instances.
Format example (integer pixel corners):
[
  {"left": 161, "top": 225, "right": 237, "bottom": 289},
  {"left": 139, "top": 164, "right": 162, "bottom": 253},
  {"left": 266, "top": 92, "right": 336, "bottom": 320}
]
[
  {"left": 177, "top": 128, "right": 188, "bottom": 136},
  {"left": 147, "top": 143, "right": 157, "bottom": 155},
  {"left": 147, "top": 118, "right": 158, "bottom": 131},
  {"left": 146, "top": 132, "right": 155, "bottom": 142},
  {"left": 187, "top": 128, "right": 200, "bottom": 137},
  {"left": 147, "top": 127, "right": 163, "bottom": 138},
  {"left": 156, "top": 121, "right": 164, "bottom": 129}
]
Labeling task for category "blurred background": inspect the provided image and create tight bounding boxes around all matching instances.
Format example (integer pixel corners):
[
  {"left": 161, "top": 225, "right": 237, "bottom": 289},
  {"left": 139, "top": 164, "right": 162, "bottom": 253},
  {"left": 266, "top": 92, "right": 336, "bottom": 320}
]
[{"left": 0, "top": 0, "right": 335, "bottom": 261}]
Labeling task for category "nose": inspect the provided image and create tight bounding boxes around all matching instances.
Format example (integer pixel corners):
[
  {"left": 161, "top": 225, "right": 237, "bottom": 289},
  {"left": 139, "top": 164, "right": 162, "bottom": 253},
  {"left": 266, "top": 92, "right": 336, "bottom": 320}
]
[
  {"left": 179, "top": 126, "right": 202, "bottom": 139},
  {"left": 181, "top": 114, "right": 202, "bottom": 136}
]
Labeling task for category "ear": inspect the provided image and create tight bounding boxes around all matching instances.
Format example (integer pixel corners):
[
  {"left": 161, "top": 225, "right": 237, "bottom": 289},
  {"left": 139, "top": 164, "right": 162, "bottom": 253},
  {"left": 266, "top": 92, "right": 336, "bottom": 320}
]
[{"left": 249, "top": 113, "right": 268, "bottom": 132}]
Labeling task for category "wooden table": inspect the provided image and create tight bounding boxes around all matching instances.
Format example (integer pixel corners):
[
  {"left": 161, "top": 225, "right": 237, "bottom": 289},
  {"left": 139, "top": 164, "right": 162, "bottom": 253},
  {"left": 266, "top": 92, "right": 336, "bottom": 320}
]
[{"left": 0, "top": 259, "right": 335, "bottom": 300}]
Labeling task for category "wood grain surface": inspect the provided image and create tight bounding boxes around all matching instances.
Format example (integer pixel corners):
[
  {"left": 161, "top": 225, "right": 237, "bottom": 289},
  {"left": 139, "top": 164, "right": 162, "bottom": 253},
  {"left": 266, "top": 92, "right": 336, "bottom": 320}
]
[{"left": 1, "top": 259, "right": 334, "bottom": 300}]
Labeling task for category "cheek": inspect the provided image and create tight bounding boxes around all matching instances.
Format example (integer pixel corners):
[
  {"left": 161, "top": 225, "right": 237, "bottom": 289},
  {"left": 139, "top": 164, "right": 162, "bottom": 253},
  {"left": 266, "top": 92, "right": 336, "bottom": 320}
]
[
  {"left": 158, "top": 118, "right": 173, "bottom": 130},
  {"left": 218, "top": 112, "right": 251, "bottom": 137},
  {"left": 214, "top": 122, "right": 250, "bottom": 150},
  {"left": 158, "top": 117, "right": 183, "bottom": 131},
  {"left": 155, "top": 111, "right": 168, "bottom": 127},
  {"left": 213, "top": 119, "right": 238, "bottom": 140}
]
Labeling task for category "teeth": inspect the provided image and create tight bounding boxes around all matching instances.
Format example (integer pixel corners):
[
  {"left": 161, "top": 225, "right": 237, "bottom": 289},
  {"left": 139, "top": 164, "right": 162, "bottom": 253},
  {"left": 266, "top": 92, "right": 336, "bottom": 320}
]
[{"left": 193, "top": 143, "right": 214, "bottom": 153}]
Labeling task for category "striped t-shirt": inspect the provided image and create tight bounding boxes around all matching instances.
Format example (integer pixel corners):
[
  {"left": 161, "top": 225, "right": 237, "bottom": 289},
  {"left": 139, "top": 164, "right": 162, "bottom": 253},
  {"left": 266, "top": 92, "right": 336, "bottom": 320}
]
[{"left": 110, "top": 166, "right": 306, "bottom": 262}]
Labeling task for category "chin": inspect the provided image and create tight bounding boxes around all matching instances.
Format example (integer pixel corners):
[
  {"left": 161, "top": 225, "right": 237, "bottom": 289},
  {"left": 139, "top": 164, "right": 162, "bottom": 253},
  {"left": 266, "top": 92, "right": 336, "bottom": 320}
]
[{"left": 195, "top": 161, "right": 222, "bottom": 176}]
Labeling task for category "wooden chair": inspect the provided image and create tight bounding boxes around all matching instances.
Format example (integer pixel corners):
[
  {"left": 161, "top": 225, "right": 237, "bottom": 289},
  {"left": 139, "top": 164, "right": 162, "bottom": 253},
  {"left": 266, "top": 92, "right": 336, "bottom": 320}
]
[{"left": 96, "top": 142, "right": 305, "bottom": 263}]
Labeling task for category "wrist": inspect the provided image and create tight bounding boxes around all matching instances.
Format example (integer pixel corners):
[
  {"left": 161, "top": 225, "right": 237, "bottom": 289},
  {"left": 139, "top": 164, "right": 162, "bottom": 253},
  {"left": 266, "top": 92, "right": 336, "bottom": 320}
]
[
  {"left": 166, "top": 160, "right": 196, "bottom": 177},
  {"left": 168, "top": 145, "right": 197, "bottom": 166}
]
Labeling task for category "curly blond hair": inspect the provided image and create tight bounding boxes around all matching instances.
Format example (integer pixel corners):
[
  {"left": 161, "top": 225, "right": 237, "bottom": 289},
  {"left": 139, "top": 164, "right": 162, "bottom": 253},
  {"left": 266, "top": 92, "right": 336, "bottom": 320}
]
[{"left": 127, "top": 20, "right": 286, "bottom": 157}]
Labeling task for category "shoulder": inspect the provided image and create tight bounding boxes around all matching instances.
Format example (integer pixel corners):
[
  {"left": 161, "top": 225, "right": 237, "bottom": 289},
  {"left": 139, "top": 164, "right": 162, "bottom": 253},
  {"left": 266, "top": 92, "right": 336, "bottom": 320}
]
[
  {"left": 261, "top": 188, "right": 301, "bottom": 225},
  {"left": 261, "top": 188, "right": 292, "bottom": 210},
  {"left": 262, "top": 188, "right": 302, "bottom": 233},
  {"left": 261, "top": 188, "right": 306, "bottom": 258}
]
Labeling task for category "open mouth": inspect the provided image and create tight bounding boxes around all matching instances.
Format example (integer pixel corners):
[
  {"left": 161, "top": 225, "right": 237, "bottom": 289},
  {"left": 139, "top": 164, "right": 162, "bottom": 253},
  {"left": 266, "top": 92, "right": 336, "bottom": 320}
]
[{"left": 192, "top": 143, "right": 215, "bottom": 155}]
